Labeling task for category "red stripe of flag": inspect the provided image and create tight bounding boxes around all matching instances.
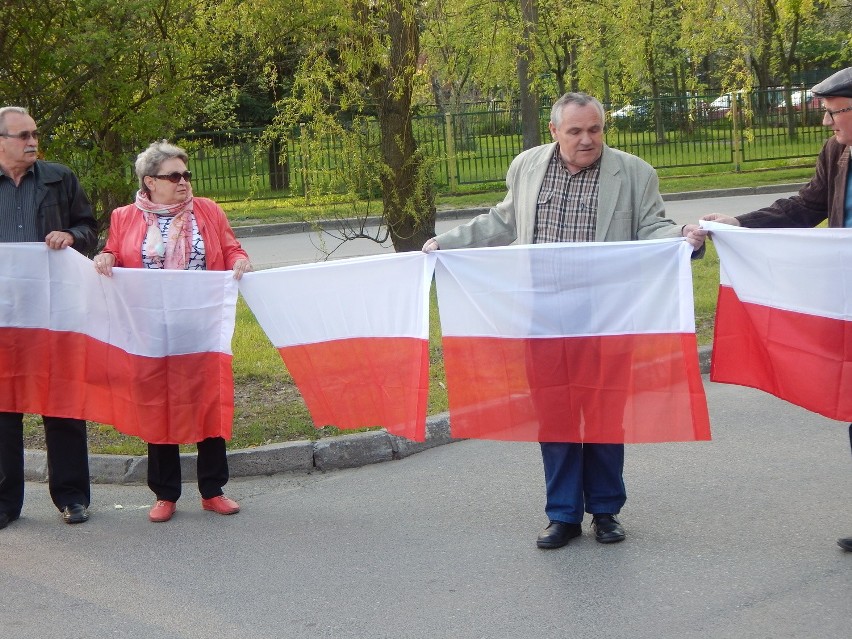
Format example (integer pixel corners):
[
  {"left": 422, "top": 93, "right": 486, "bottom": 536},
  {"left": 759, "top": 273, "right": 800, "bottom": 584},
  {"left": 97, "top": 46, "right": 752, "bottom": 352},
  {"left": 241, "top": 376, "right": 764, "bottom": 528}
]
[
  {"left": 712, "top": 284, "right": 852, "bottom": 421},
  {"left": 444, "top": 333, "right": 710, "bottom": 443},
  {"left": 279, "top": 337, "right": 429, "bottom": 442},
  {"left": 0, "top": 327, "right": 233, "bottom": 443}
]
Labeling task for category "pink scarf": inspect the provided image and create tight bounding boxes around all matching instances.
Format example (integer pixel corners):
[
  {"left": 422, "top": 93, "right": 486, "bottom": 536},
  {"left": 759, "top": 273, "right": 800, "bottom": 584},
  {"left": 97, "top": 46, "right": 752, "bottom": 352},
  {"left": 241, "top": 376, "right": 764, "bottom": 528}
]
[{"left": 135, "top": 189, "right": 194, "bottom": 270}]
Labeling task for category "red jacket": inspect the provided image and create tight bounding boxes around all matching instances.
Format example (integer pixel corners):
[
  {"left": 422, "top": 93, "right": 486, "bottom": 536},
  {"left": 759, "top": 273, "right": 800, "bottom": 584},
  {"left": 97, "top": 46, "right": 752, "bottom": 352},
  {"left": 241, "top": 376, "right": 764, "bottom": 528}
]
[{"left": 102, "top": 197, "right": 248, "bottom": 271}]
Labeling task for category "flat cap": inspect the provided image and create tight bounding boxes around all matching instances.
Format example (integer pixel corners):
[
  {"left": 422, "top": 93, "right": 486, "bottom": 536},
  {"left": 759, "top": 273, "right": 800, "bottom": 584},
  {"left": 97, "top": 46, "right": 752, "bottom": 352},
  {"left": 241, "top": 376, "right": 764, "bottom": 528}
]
[{"left": 811, "top": 67, "right": 852, "bottom": 98}]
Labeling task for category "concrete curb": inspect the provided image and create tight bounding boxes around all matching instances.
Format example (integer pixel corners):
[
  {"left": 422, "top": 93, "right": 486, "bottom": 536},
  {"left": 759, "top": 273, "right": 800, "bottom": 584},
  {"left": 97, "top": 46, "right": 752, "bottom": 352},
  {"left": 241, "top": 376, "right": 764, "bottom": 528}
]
[
  {"left": 24, "top": 350, "right": 712, "bottom": 485},
  {"left": 232, "top": 184, "right": 805, "bottom": 239},
  {"left": 662, "top": 182, "right": 805, "bottom": 201}
]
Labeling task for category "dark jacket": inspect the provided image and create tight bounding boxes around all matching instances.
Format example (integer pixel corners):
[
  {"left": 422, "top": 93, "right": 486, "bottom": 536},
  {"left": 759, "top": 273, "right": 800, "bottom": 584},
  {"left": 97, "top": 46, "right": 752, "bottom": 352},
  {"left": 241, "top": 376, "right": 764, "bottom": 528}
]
[
  {"left": 737, "top": 137, "right": 850, "bottom": 228},
  {"left": 33, "top": 160, "right": 97, "bottom": 254}
]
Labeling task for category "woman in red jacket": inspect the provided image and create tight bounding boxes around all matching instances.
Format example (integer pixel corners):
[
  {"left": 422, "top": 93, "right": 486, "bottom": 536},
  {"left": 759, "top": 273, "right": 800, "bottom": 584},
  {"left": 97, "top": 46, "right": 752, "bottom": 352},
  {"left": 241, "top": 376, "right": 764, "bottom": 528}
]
[{"left": 94, "top": 140, "right": 251, "bottom": 523}]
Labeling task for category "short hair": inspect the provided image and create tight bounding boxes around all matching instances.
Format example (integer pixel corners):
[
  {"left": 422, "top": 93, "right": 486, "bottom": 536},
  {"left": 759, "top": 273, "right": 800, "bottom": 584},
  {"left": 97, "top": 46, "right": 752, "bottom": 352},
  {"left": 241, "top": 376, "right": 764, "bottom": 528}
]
[
  {"left": 550, "top": 93, "right": 605, "bottom": 127},
  {"left": 134, "top": 140, "right": 189, "bottom": 192},
  {"left": 0, "top": 106, "right": 30, "bottom": 134}
]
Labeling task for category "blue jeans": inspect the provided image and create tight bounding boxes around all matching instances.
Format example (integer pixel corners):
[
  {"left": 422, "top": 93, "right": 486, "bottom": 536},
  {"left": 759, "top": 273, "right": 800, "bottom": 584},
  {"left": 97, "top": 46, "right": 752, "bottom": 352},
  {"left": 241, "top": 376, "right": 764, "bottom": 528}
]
[{"left": 540, "top": 442, "right": 626, "bottom": 524}]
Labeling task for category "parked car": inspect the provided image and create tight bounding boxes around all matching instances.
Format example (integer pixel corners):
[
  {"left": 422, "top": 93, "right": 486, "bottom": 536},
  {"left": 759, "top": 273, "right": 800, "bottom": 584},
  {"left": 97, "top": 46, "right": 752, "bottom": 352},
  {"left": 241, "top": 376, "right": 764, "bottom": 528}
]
[
  {"left": 707, "top": 92, "right": 740, "bottom": 120},
  {"left": 610, "top": 99, "right": 704, "bottom": 130},
  {"left": 777, "top": 89, "right": 820, "bottom": 111},
  {"left": 610, "top": 103, "right": 648, "bottom": 120}
]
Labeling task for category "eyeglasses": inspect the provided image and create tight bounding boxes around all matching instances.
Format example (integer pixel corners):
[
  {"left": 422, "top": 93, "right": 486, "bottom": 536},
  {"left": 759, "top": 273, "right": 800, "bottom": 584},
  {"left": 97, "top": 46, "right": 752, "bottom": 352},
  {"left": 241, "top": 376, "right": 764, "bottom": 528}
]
[
  {"left": 151, "top": 171, "right": 192, "bottom": 183},
  {"left": 823, "top": 105, "right": 852, "bottom": 124},
  {"left": 0, "top": 130, "right": 39, "bottom": 141}
]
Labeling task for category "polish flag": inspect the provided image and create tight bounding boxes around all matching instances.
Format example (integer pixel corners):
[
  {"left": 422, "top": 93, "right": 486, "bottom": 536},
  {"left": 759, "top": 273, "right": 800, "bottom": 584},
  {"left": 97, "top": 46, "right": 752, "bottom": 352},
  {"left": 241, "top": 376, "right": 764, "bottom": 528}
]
[
  {"left": 433, "top": 240, "right": 711, "bottom": 443},
  {"left": 708, "top": 224, "right": 852, "bottom": 421},
  {"left": 0, "top": 244, "right": 238, "bottom": 443},
  {"left": 238, "top": 253, "right": 436, "bottom": 442}
]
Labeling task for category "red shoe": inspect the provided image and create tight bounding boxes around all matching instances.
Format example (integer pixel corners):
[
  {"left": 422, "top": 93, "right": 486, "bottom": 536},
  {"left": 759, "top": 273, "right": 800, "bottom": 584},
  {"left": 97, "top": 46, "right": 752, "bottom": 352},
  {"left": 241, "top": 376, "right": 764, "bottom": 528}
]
[
  {"left": 201, "top": 495, "right": 240, "bottom": 515},
  {"left": 149, "top": 500, "right": 176, "bottom": 523}
]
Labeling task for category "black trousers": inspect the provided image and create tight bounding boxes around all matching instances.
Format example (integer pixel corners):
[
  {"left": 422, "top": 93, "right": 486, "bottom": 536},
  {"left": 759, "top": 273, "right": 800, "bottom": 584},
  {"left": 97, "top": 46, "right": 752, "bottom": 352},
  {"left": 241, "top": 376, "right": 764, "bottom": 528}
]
[
  {"left": 147, "top": 436, "right": 229, "bottom": 502},
  {"left": 0, "top": 412, "right": 90, "bottom": 516}
]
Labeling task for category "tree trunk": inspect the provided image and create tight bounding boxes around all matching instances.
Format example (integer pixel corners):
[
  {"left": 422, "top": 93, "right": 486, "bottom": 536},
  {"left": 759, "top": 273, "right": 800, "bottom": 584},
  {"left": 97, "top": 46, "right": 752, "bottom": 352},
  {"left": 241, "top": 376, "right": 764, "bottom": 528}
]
[
  {"left": 92, "top": 129, "right": 133, "bottom": 245},
  {"left": 268, "top": 140, "right": 289, "bottom": 191},
  {"left": 517, "top": 0, "right": 541, "bottom": 150},
  {"left": 372, "top": 0, "right": 436, "bottom": 252}
]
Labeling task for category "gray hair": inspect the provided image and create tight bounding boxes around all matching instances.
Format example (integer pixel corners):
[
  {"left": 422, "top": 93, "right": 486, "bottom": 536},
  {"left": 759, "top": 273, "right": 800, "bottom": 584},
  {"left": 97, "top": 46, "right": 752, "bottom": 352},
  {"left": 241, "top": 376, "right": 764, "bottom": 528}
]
[
  {"left": 0, "top": 106, "right": 30, "bottom": 133},
  {"left": 134, "top": 140, "right": 189, "bottom": 192},
  {"left": 550, "top": 93, "right": 605, "bottom": 127}
]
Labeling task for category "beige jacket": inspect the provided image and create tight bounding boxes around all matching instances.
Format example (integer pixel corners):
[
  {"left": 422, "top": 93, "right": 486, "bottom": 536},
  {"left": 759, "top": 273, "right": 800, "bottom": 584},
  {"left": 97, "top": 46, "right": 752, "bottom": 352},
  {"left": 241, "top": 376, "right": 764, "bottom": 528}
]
[{"left": 435, "top": 143, "right": 680, "bottom": 248}]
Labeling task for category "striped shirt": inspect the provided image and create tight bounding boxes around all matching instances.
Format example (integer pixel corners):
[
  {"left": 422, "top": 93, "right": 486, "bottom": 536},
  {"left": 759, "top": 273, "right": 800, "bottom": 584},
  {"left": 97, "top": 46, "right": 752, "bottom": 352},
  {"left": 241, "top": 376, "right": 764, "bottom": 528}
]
[
  {"left": 533, "top": 146, "right": 600, "bottom": 244},
  {"left": 0, "top": 166, "right": 39, "bottom": 243}
]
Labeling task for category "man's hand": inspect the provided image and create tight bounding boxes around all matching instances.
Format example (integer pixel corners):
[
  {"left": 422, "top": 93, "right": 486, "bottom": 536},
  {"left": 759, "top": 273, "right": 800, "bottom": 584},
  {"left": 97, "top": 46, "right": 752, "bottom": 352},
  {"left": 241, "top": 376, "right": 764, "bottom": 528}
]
[
  {"left": 422, "top": 238, "right": 440, "bottom": 253},
  {"left": 681, "top": 224, "right": 708, "bottom": 251},
  {"left": 44, "top": 231, "right": 74, "bottom": 250},
  {"left": 700, "top": 213, "right": 741, "bottom": 226}
]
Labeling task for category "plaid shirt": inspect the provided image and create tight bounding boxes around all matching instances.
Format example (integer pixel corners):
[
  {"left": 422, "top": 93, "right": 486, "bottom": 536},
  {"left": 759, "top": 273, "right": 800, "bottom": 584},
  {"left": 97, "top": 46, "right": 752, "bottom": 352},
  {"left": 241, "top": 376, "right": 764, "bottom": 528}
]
[{"left": 533, "top": 146, "right": 600, "bottom": 244}]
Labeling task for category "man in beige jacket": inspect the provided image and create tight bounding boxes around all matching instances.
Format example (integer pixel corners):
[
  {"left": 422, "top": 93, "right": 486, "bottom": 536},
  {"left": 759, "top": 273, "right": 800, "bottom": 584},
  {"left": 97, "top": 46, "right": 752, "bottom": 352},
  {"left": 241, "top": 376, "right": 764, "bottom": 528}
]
[{"left": 424, "top": 92, "right": 705, "bottom": 549}]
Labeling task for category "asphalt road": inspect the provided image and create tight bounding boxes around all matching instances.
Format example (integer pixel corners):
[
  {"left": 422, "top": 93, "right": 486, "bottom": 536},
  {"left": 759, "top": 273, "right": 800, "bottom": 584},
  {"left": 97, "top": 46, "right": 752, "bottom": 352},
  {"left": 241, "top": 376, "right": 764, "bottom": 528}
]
[
  {"left": 239, "top": 190, "right": 798, "bottom": 269},
  {"left": 3, "top": 378, "right": 851, "bottom": 638}
]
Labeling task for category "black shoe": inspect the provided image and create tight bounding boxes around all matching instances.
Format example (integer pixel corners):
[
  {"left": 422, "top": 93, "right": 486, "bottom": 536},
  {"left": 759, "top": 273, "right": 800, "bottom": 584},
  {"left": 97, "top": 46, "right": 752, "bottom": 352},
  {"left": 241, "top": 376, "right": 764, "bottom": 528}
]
[
  {"left": 536, "top": 521, "right": 582, "bottom": 549},
  {"left": 0, "top": 512, "right": 19, "bottom": 530},
  {"left": 838, "top": 537, "right": 852, "bottom": 552},
  {"left": 592, "top": 514, "right": 626, "bottom": 544},
  {"left": 62, "top": 504, "right": 89, "bottom": 525}
]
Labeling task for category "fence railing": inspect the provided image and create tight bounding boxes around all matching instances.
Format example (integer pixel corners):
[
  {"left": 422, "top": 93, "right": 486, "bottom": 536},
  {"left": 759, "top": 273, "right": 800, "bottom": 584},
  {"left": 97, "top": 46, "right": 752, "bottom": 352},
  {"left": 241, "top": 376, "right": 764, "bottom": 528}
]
[{"left": 129, "top": 89, "right": 833, "bottom": 203}]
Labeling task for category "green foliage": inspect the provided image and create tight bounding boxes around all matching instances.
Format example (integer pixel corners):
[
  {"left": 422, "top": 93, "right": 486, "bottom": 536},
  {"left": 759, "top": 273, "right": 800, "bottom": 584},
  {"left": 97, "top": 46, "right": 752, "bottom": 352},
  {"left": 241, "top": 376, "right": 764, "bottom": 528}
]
[{"left": 0, "top": 0, "right": 228, "bottom": 224}]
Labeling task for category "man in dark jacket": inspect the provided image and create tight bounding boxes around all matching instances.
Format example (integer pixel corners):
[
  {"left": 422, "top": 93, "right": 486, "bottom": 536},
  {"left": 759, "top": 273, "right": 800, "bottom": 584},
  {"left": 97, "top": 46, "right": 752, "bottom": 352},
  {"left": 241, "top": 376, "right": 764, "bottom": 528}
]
[
  {"left": 0, "top": 106, "right": 97, "bottom": 529},
  {"left": 701, "top": 67, "right": 852, "bottom": 551}
]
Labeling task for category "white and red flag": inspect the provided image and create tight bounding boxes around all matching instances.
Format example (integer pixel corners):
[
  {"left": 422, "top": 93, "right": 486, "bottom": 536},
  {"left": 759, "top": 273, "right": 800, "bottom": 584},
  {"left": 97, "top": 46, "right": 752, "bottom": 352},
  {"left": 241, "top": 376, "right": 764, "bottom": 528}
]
[
  {"left": 0, "top": 244, "right": 238, "bottom": 443},
  {"left": 433, "top": 240, "right": 711, "bottom": 443},
  {"left": 708, "top": 224, "right": 852, "bottom": 420},
  {"left": 238, "top": 252, "right": 436, "bottom": 442}
]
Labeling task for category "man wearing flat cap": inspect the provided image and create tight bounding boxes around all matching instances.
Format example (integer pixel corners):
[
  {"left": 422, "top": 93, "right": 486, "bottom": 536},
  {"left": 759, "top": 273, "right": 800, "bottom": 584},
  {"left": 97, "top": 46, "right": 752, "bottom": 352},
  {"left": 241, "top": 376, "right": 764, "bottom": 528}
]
[{"left": 701, "top": 66, "right": 852, "bottom": 552}]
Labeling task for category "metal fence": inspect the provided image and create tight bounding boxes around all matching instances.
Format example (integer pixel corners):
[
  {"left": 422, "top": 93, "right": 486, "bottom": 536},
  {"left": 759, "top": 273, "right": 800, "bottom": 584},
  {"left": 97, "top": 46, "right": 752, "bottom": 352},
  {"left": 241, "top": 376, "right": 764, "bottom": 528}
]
[{"left": 169, "top": 89, "right": 830, "bottom": 203}]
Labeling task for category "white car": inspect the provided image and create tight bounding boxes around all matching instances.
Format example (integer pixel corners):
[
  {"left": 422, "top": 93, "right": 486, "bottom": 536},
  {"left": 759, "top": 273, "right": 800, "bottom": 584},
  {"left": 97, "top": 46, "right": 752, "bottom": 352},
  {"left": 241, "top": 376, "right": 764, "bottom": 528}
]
[{"left": 610, "top": 104, "right": 645, "bottom": 119}]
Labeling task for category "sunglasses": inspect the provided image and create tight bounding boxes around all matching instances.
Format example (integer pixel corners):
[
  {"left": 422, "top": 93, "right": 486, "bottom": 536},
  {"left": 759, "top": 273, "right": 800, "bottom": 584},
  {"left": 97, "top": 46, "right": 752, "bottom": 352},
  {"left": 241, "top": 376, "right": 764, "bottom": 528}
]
[
  {"left": 151, "top": 171, "right": 192, "bottom": 183},
  {"left": 0, "top": 130, "right": 39, "bottom": 141}
]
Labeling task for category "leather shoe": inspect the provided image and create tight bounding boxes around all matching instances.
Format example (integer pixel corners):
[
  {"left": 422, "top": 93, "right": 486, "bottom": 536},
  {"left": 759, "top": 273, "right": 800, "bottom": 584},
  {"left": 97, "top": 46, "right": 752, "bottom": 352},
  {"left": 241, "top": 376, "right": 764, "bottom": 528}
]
[
  {"left": 837, "top": 537, "right": 852, "bottom": 552},
  {"left": 149, "top": 500, "right": 177, "bottom": 523},
  {"left": 536, "top": 520, "right": 582, "bottom": 549},
  {"left": 592, "top": 513, "right": 625, "bottom": 543},
  {"left": 201, "top": 495, "right": 240, "bottom": 515},
  {"left": 62, "top": 504, "right": 89, "bottom": 525},
  {"left": 0, "top": 512, "right": 11, "bottom": 530}
]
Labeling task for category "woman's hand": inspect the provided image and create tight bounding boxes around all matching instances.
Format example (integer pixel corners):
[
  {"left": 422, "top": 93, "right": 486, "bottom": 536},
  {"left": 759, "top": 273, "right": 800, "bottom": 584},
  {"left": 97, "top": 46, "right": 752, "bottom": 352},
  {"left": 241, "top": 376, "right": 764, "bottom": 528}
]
[
  {"left": 93, "top": 253, "right": 116, "bottom": 277},
  {"left": 232, "top": 258, "right": 252, "bottom": 280}
]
